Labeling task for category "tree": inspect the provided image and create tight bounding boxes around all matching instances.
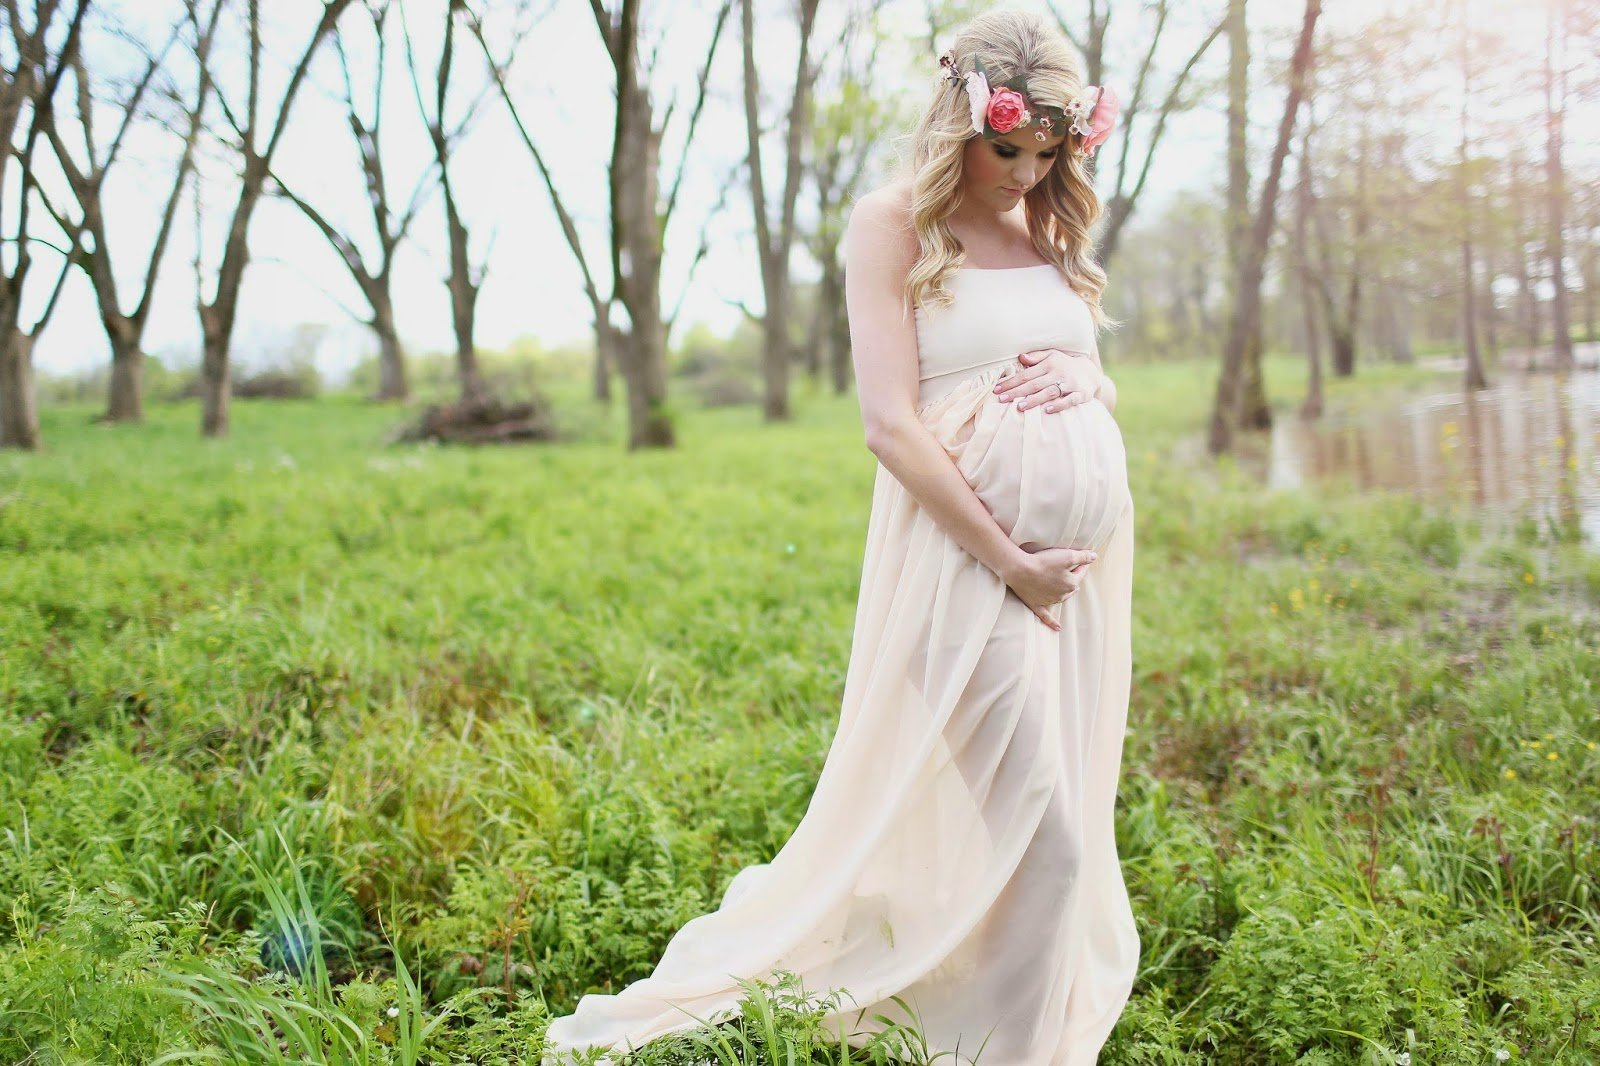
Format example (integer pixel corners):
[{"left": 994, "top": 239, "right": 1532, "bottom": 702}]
[
  {"left": 1455, "top": 0, "right": 1488, "bottom": 391},
  {"left": 399, "top": 0, "right": 506, "bottom": 406},
  {"left": 193, "top": 0, "right": 353, "bottom": 437},
  {"left": 1207, "top": 0, "right": 1321, "bottom": 457},
  {"left": 470, "top": 0, "right": 733, "bottom": 448},
  {"left": 272, "top": 0, "right": 437, "bottom": 403},
  {"left": 1049, "top": 1, "right": 1226, "bottom": 272},
  {"left": 740, "top": 0, "right": 819, "bottom": 422},
  {"left": 42, "top": 0, "right": 222, "bottom": 424},
  {"left": 802, "top": 2, "right": 900, "bottom": 396},
  {"left": 0, "top": 0, "right": 88, "bottom": 450},
  {"left": 1543, "top": 0, "right": 1573, "bottom": 371},
  {"left": 1292, "top": 114, "right": 1323, "bottom": 419}
]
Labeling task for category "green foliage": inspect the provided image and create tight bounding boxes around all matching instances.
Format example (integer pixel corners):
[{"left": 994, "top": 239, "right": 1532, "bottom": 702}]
[{"left": 3, "top": 355, "right": 1596, "bottom": 1061}]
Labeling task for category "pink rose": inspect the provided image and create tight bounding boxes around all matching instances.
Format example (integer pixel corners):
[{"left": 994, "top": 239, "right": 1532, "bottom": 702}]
[
  {"left": 986, "top": 87, "right": 1028, "bottom": 133},
  {"left": 1082, "top": 85, "right": 1120, "bottom": 156}
]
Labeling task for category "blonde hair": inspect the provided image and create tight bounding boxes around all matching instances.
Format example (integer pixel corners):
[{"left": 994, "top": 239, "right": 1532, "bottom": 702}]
[{"left": 888, "top": 7, "right": 1116, "bottom": 334}]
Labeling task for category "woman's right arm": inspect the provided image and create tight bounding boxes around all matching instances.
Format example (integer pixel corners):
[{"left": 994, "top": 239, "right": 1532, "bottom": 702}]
[{"left": 843, "top": 192, "right": 1035, "bottom": 594}]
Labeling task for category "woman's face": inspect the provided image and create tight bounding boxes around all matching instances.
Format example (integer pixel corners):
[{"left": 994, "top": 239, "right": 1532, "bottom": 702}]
[{"left": 961, "top": 129, "right": 1068, "bottom": 211}]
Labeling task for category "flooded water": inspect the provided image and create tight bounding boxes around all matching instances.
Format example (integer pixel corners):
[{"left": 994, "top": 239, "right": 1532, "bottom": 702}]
[{"left": 1240, "top": 356, "right": 1600, "bottom": 545}]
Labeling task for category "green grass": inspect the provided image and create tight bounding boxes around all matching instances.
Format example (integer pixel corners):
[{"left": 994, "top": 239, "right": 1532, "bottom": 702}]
[{"left": 1, "top": 351, "right": 1596, "bottom": 1063}]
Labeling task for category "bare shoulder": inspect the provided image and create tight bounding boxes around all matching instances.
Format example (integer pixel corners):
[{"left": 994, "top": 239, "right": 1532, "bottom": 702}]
[{"left": 846, "top": 181, "right": 919, "bottom": 274}]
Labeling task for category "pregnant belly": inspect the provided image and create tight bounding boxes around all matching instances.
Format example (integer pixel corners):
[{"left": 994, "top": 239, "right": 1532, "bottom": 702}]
[{"left": 917, "top": 361, "right": 1130, "bottom": 554}]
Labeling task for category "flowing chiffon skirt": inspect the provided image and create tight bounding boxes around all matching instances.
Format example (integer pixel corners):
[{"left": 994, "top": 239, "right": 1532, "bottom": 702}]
[{"left": 542, "top": 356, "right": 1140, "bottom": 1066}]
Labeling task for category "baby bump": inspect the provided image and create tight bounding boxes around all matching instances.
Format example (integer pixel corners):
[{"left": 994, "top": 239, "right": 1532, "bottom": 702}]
[{"left": 919, "top": 366, "right": 1130, "bottom": 554}]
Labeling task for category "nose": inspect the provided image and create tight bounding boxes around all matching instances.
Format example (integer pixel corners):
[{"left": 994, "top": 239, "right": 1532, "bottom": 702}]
[{"left": 1013, "top": 161, "right": 1042, "bottom": 187}]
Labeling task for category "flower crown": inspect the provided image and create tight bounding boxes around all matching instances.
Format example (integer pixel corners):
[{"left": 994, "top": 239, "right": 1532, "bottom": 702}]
[{"left": 938, "top": 49, "right": 1120, "bottom": 157}]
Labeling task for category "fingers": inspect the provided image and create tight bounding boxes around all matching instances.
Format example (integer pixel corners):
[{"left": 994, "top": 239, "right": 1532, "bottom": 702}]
[
  {"left": 992, "top": 364, "right": 1042, "bottom": 401},
  {"left": 1004, "top": 377, "right": 1074, "bottom": 410},
  {"left": 1039, "top": 390, "right": 1095, "bottom": 414}
]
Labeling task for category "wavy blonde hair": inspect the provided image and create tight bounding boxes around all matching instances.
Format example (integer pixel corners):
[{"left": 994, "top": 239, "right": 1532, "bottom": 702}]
[{"left": 888, "top": 8, "right": 1117, "bottom": 334}]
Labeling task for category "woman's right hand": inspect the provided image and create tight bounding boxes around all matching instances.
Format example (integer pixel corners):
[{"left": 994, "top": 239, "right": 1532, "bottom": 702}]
[{"left": 1004, "top": 546, "right": 1098, "bottom": 631}]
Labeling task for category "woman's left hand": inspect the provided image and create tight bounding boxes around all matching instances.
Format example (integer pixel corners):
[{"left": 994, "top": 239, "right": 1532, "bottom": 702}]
[{"left": 992, "top": 348, "right": 1103, "bottom": 413}]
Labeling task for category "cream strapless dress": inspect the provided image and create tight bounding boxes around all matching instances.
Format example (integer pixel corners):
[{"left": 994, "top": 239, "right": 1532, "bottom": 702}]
[{"left": 542, "top": 263, "right": 1140, "bottom": 1066}]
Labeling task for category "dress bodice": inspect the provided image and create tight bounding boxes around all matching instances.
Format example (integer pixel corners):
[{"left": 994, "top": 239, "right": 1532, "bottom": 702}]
[{"left": 913, "top": 264, "right": 1095, "bottom": 407}]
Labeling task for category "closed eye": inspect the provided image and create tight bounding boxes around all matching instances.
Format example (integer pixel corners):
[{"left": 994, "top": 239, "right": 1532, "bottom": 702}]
[{"left": 996, "top": 146, "right": 1059, "bottom": 160}]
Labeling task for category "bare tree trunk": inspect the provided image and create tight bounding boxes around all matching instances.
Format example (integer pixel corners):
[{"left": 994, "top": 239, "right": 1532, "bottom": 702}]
[
  {"left": 1212, "top": 0, "right": 1261, "bottom": 435},
  {"left": 803, "top": 8, "right": 889, "bottom": 399},
  {"left": 594, "top": 319, "right": 616, "bottom": 403},
  {"left": 1208, "top": 0, "right": 1321, "bottom": 456},
  {"left": 1383, "top": 285, "right": 1414, "bottom": 364},
  {"left": 477, "top": 0, "right": 731, "bottom": 447},
  {"left": 465, "top": 3, "right": 635, "bottom": 411},
  {"left": 371, "top": 287, "right": 406, "bottom": 401},
  {"left": 39, "top": 2, "right": 223, "bottom": 425},
  {"left": 443, "top": 191, "right": 487, "bottom": 404},
  {"left": 1457, "top": 0, "right": 1489, "bottom": 391},
  {"left": 196, "top": 0, "right": 351, "bottom": 437},
  {"left": 612, "top": 10, "right": 673, "bottom": 449},
  {"left": 0, "top": 329, "right": 38, "bottom": 449},
  {"left": 1583, "top": 206, "right": 1597, "bottom": 339},
  {"left": 1507, "top": 155, "right": 1538, "bottom": 353},
  {"left": 1224, "top": 0, "right": 1248, "bottom": 282},
  {"left": 106, "top": 320, "right": 145, "bottom": 421},
  {"left": 1544, "top": 0, "right": 1573, "bottom": 370},
  {"left": 821, "top": 260, "right": 852, "bottom": 394},
  {"left": 1293, "top": 124, "right": 1323, "bottom": 419},
  {"left": 742, "top": 0, "right": 820, "bottom": 422},
  {"left": 1481, "top": 239, "right": 1500, "bottom": 360},
  {"left": 1, "top": 0, "right": 89, "bottom": 449},
  {"left": 416, "top": 2, "right": 489, "bottom": 405},
  {"left": 200, "top": 158, "right": 267, "bottom": 437},
  {"left": 272, "top": 3, "right": 437, "bottom": 403},
  {"left": 1330, "top": 125, "right": 1370, "bottom": 378},
  {"left": 1229, "top": 0, "right": 1271, "bottom": 431}
]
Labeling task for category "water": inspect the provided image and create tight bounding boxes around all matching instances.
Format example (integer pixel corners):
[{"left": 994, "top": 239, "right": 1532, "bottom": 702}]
[{"left": 1243, "top": 358, "right": 1600, "bottom": 545}]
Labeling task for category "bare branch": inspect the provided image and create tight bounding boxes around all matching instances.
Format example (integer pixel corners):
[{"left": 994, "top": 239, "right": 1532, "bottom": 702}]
[
  {"left": 464, "top": 2, "right": 605, "bottom": 308},
  {"left": 662, "top": 0, "right": 733, "bottom": 227}
]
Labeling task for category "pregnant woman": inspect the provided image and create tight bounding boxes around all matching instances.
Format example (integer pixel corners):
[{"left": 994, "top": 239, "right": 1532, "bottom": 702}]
[{"left": 543, "top": 10, "right": 1137, "bottom": 1065}]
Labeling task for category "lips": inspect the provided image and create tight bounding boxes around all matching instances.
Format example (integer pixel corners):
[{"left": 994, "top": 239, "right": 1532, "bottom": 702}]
[{"left": 1002, "top": 186, "right": 1024, "bottom": 196}]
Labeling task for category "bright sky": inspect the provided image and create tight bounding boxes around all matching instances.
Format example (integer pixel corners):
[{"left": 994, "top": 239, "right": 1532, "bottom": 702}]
[{"left": 12, "top": 0, "right": 1588, "bottom": 380}]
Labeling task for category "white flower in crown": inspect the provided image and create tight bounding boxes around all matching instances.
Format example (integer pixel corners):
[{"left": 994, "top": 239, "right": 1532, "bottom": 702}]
[{"left": 964, "top": 69, "right": 991, "bottom": 135}]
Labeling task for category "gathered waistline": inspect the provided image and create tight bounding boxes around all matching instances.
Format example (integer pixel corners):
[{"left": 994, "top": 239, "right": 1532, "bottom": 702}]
[{"left": 916, "top": 357, "right": 1025, "bottom": 418}]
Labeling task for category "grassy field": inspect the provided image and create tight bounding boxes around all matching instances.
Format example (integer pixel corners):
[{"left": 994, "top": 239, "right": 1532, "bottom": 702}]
[{"left": 2, "top": 353, "right": 1597, "bottom": 1064}]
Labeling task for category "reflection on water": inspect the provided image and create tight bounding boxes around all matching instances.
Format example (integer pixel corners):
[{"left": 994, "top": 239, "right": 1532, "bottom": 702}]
[{"left": 1250, "top": 365, "right": 1600, "bottom": 544}]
